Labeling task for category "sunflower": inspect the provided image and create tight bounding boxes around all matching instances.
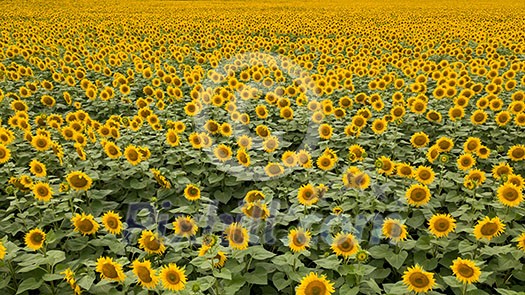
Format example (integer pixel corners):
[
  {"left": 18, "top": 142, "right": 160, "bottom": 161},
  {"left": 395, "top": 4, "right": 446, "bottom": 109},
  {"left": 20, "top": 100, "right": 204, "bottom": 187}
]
[
  {"left": 348, "top": 144, "right": 366, "bottom": 162},
  {"left": 212, "top": 252, "right": 227, "bottom": 268},
  {"left": 497, "top": 183, "right": 523, "bottom": 207},
  {"left": 470, "top": 109, "right": 488, "bottom": 125},
  {"left": 103, "top": 141, "right": 122, "bottom": 159},
  {"left": 263, "top": 136, "right": 279, "bottom": 153},
  {"left": 31, "top": 134, "right": 51, "bottom": 151},
  {"left": 507, "top": 174, "right": 524, "bottom": 189},
  {"left": 204, "top": 120, "right": 220, "bottom": 134},
  {"left": 96, "top": 257, "right": 126, "bottom": 282},
  {"left": 236, "top": 148, "right": 251, "bottom": 167},
  {"left": 508, "top": 144, "right": 525, "bottom": 161},
  {"left": 516, "top": 233, "right": 525, "bottom": 251},
  {"left": 0, "top": 144, "right": 11, "bottom": 164},
  {"left": 410, "top": 132, "right": 429, "bottom": 148},
  {"left": 371, "top": 118, "right": 387, "bottom": 134},
  {"left": 33, "top": 182, "right": 53, "bottom": 202},
  {"left": 318, "top": 123, "right": 333, "bottom": 140},
  {"left": 405, "top": 184, "right": 431, "bottom": 206},
  {"left": 138, "top": 230, "right": 166, "bottom": 255},
  {"left": 296, "top": 272, "right": 334, "bottom": 295},
  {"left": 495, "top": 111, "right": 512, "bottom": 127},
  {"left": 435, "top": 137, "right": 454, "bottom": 152},
  {"left": 237, "top": 135, "right": 253, "bottom": 150},
  {"left": 102, "top": 211, "right": 123, "bottom": 235},
  {"left": 492, "top": 162, "right": 513, "bottom": 179},
  {"left": 214, "top": 144, "right": 232, "bottom": 162},
  {"left": 402, "top": 264, "right": 435, "bottom": 293},
  {"left": 342, "top": 167, "right": 370, "bottom": 189},
  {"left": 160, "top": 263, "right": 187, "bottom": 291},
  {"left": 457, "top": 154, "right": 476, "bottom": 171},
  {"left": 124, "top": 145, "right": 142, "bottom": 165},
  {"left": 288, "top": 228, "right": 311, "bottom": 252},
  {"left": 463, "top": 137, "right": 481, "bottom": 153},
  {"left": 132, "top": 259, "right": 159, "bottom": 289},
  {"left": 297, "top": 149, "right": 313, "bottom": 168},
  {"left": 225, "top": 222, "right": 249, "bottom": 250},
  {"left": 241, "top": 201, "right": 270, "bottom": 220},
  {"left": 473, "top": 216, "right": 505, "bottom": 241},
  {"left": 255, "top": 125, "right": 270, "bottom": 138},
  {"left": 451, "top": 258, "right": 481, "bottom": 284},
  {"left": 71, "top": 212, "right": 99, "bottom": 235},
  {"left": 264, "top": 162, "right": 284, "bottom": 178},
  {"left": 377, "top": 156, "right": 395, "bottom": 175},
  {"left": 317, "top": 154, "right": 336, "bottom": 171},
  {"left": 245, "top": 190, "right": 265, "bottom": 203},
  {"left": 66, "top": 171, "right": 93, "bottom": 191},
  {"left": 164, "top": 129, "right": 180, "bottom": 147},
  {"left": 173, "top": 216, "right": 198, "bottom": 237},
  {"left": 396, "top": 163, "right": 414, "bottom": 178},
  {"left": 219, "top": 123, "right": 233, "bottom": 137},
  {"left": 297, "top": 184, "right": 319, "bottom": 206},
  {"left": 0, "top": 241, "right": 6, "bottom": 260},
  {"left": 25, "top": 228, "right": 46, "bottom": 251},
  {"left": 331, "top": 232, "right": 359, "bottom": 258},
  {"left": 426, "top": 146, "right": 440, "bottom": 163},
  {"left": 382, "top": 218, "right": 408, "bottom": 242},
  {"left": 414, "top": 166, "right": 435, "bottom": 184},
  {"left": 188, "top": 133, "right": 203, "bottom": 149},
  {"left": 428, "top": 213, "right": 456, "bottom": 238},
  {"left": 183, "top": 183, "right": 200, "bottom": 201}
]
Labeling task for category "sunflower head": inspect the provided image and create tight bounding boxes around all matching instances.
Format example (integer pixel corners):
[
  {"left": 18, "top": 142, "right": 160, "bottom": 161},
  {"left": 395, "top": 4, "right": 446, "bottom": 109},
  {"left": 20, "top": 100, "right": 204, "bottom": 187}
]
[
  {"left": 296, "top": 272, "right": 335, "bottom": 295},
  {"left": 173, "top": 216, "right": 198, "bottom": 237},
  {"left": 102, "top": 211, "right": 123, "bottom": 235},
  {"left": 225, "top": 222, "right": 249, "bottom": 250},
  {"left": 25, "top": 228, "right": 46, "bottom": 251},
  {"left": 451, "top": 258, "right": 481, "bottom": 284},
  {"left": 428, "top": 213, "right": 456, "bottom": 238},
  {"left": 160, "top": 263, "right": 187, "bottom": 291},
  {"left": 288, "top": 228, "right": 311, "bottom": 253},
  {"left": 66, "top": 171, "right": 93, "bottom": 191},
  {"left": 473, "top": 216, "right": 505, "bottom": 241},
  {"left": 402, "top": 264, "right": 436, "bottom": 293},
  {"left": 96, "top": 256, "right": 126, "bottom": 282},
  {"left": 138, "top": 230, "right": 166, "bottom": 254},
  {"left": 132, "top": 259, "right": 159, "bottom": 289},
  {"left": 331, "top": 232, "right": 359, "bottom": 258},
  {"left": 382, "top": 218, "right": 408, "bottom": 242}
]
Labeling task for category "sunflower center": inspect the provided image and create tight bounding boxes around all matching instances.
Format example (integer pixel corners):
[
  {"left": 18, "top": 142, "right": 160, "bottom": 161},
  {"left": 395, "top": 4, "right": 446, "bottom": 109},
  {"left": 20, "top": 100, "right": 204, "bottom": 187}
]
[
  {"left": 136, "top": 266, "right": 152, "bottom": 283},
  {"left": 303, "top": 190, "right": 315, "bottom": 200},
  {"left": 107, "top": 218, "right": 117, "bottom": 229},
  {"left": 78, "top": 219, "right": 94, "bottom": 233},
  {"left": 512, "top": 148, "right": 524, "bottom": 158},
  {"left": 480, "top": 222, "right": 498, "bottom": 236},
  {"left": 128, "top": 150, "right": 139, "bottom": 161},
  {"left": 31, "top": 232, "right": 44, "bottom": 243},
  {"left": 414, "top": 136, "right": 425, "bottom": 145},
  {"left": 337, "top": 238, "right": 354, "bottom": 252},
  {"left": 305, "top": 280, "right": 327, "bottom": 295},
  {"left": 503, "top": 188, "right": 518, "bottom": 201},
  {"left": 268, "top": 165, "right": 281, "bottom": 175},
  {"left": 388, "top": 224, "right": 402, "bottom": 238},
  {"left": 434, "top": 219, "right": 450, "bottom": 232},
  {"left": 409, "top": 272, "right": 430, "bottom": 288},
  {"left": 179, "top": 220, "right": 193, "bottom": 233},
  {"left": 248, "top": 206, "right": 263, "bottom": 218},
  {"left": 293, "top": 233, "right": 307, "bottom": 246},
  {"left": 70, "top": 175, "right": 88, "bottom": 188},
  {"left": 457, "top": 264, "right": 474, "bottom": 278},
  {"left": 419, "top": 171, "right": 430, "bottom": 179},
  {"left": 102, "top": 263, "right": 118, "bottom": 279},
  {"left": 34, "top": 165, "right": 43, "bottom": 173},
  {"left": 146, "top": 237, "right": 161, "bottom": 250},
  {"left": 37, "top": 186, "right": 49, "bottom": 196},
  {"left": 36, "top": 138, "right": 48, "bottom": 148},
  {"left": 167, "top": 271, "right": 180, "bottom": 284},
  {"left": 218, "top": 148, "right": 228, "bottom": 158},
  {"left": 231, "top": 228, "right": 245, "bottom": 244},
  {"left": 411, "top": 188, "right": 426, "bottom": 201}
]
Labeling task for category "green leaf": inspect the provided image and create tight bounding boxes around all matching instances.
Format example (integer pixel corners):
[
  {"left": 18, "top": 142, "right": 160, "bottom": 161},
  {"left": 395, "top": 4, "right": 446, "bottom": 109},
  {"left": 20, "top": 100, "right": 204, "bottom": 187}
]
[
  {"left": 17, "top": 277, "right": 43, "bottom": 294},
  {"left": 213, "top": 268, "right": 232, "bottom": 280},
  {"left": 315, "top": 255, "right": 340, "bottom": 269},
  {"left": 43, "top": 273, "right": 64, "bottom": 281},
  {"left": 385, "top": 251, "right": 407, "bottom": 269},
  {"left": 46, "top": 250, "right": 66, "bottom": 266},
  {"left": 272, "top": 272, "right": 290, "bottom": 291},
  {"left": 77, "top": 270, "right": 96, "bottom": 290},
  {"left": 248, "top": 246, "right": 276, "bottom": 260},
  {"left": 244, "top": 266, "right": 268, "bottom": 285},
  {"left": 368, "top": 245, "right": 390, "bottom": 259}
]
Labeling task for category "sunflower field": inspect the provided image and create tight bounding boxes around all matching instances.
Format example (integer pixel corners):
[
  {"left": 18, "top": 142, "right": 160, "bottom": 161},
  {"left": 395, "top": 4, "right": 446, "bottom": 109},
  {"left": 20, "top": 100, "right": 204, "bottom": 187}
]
[{"left": 1, "top": 0, "right": 525, "bottom": 294}]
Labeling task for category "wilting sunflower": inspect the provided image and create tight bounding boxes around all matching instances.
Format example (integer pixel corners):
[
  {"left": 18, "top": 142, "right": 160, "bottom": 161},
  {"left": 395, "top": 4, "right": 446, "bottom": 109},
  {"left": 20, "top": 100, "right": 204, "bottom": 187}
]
[
  {"left": 96, "top": 256, "right": 126, "bottom": 282},
  {"left": 414, "top": 166, "right": 435, "bottom": 184},
  {"left": 103, "top": 141, "right": 122, "bottom": 159},
  {"left": 516, "top": 233, "right": 525, "bottom": 251},
  {"left": 457, "top": 154, "right": 476, "bottom": 171},
  {"left": 288, "top": 228, "right": 311, "bottom": 252},
  {"left": 138, "top": 230, "right": 166, "bottom": 255},
  {"left": 225, "top": 222, "right": 249, "bottom": 250},
  {"left": 173, "top": 216, "right": 198, "bottom": 237},
  {"left": 66, "top": 171, "right": 93, "bottom": 191},
  {"left": 405, "top": 183, "right": 431, "bottom": 206},
  {"left": 132, "top": 259, "right": 159, "bottom": 289},
  {"left": 264, "top": 162, "right": 284, "bottom": 177},
  {"left": 241, "top": 201, "right": 270, "bottom": 220},
  {"left": 71, "top": 212, "right": 99, "bottom": 235},
  {"left": 184, "top": 184, "right": 201, "bottom": 201},
  {"left": 382, "top": 218, "right": 408, "bottom": 242},
  {"left": 402, "top": 264, "right": 435, "bottom": 293},
  {"left": 428, "top": 213, "right": 456, "bottom": 238},
  {"left": 497, "top": 183, "right": 523, "bottom": 207},
  {"left": 102, "top": 211, "right": 123, "bottom": 235},
  {"left": 124, "top": 145, "right": 142, "bottom": 165},
  {"left": 473, "top": 216, "right": 505, "bottom": 241},
  {"left": 331, "top": 232, "right": 359, "bottom": 258},
  {"left": 25, "top": 228, "right": 46, "bottom": 251},
  {"left": 160, "top": 263, "right": 187, "bottom": 291},
  {"left": 29, "top": 159, "right": 47, "bottom": 177},
  {"left": 296, "top": 272, "right": 334, "bottom": 295},
  {"left": 32, "top": 182, "right": 53, "bottom": 202},
  {"left": 297, "top": 184, "right": 319, "bottom": 206},
  {"left": 451, "top": 258, "right": 481, "bottom": 284},
  {"left": 212, "top": 251, "right": 227, "bottom": 268},
  {"left": 214, "top": 144, "right": 232, "bottom": 162},
  {"left": 508, "top": 144, "right": 525, "bottom": 161}
]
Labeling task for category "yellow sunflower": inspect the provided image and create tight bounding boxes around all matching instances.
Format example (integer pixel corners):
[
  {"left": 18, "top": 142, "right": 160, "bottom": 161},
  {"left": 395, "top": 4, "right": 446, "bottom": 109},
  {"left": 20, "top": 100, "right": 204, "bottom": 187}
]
[
  {"left": 25, "top": 228, "right": 46, "bottom": 251},
  {"left": 371, "top": 118, "right": 388, "bottom": 134},
  {"left": 492, "top": 162, "right": 513, "bottom": 179},
  {"left": 237, "top": 135, "right": 253, "bottom": 150},
  {"left": 463, "top": 137, "right": 481, "bottom": 154},
  {"left": 0, "top": 144, "right": 12, "bottom": 164},
  {"left": 296, "top": 272, "right": 334, "bottom": 295},
  {"left": 138, "top": 230, "right": 166, "bottom": 255},
  {"left": 396, "top": 163, "right": 414, "bottom": 178},
  {"left": 29, "top": 159, "right": 47, "bottom": 177},
  {"left": 31, "top": 134, "right": 51, "bottom": 151},
  {"left": 241, "top": 201, "right": 270, "bottom": 220},
  {"left": 342, "top": 167, "right": 370, "bottom": 190},
  {"left": 214, "top": 144, "right": 232, "bottom": 162},
  {"left": 212, "top": 251, "right": 227, "bottom": 268},
  {"left": 281, "top": 151, "right": 297, "bottom": 167},
  {"left": 263, "top": 136, "right": 280, "bottom": 153},
  {"left": 264, "top": 162, "right": 284, "bottom": 178},
  {"left": 173, "top": 216, "right": 198, "bottom": 237},
  {"left": 497, "top": 183, "right": 523, "bottom": 207},
  {"left": 410, "top": 132, "right": 429, "bottom": 148},
  {"left": 451, "top": 258, "right": 481, "bottom": 284},
  {"left": 473, "top": 216, "right": 505, "bottom": 241},
  {"left": 428, "top": 213, "right": 456, "bottom": 238},
  {"left": 32, "top": 182, "right": 53, "bottom": 202},
  {"left": 382, "top": 218, "right": 408, "bottom": 242},
  {"left": 132, "top": 259, "right": 159, "bottom": 289},
  {"left": 66, "top": 171, "right": 93, "bottom": 191},
  {"left": 457, "top": 154, "right": 476, "bottom": 171},
  {"left": 288, "top": 228, "right": 311, "bottom": 253},
  {"left": 435, "top": 137, "right": 454, "bottom": 152},
  {"left": 102, "top": 211, "right": 123, "bottom": 235},
  {"left": 237, "top": 148, "right": 251, "bottom": 167},
  {"left": 103, "top": 141, "right": 122, "bottom": 159},
  {"left": 318, "top": 123, "right": 333, "bottom": 140},
  {"left": 0, "top": 241, "right": 6, "bottom": 260},
  {"left": 516, "top": 233, "right": 525, "bottom": 251},
  {"left": 508, "top": 144, "right": 525, "bottom": 161},
  {"left": 402, "top": 264, "right": 436, "bottom": 293},
  {"left": 225, "top": 222, "right": 249, "bottom": 250},
  {"left": 405, "top": 184, "right": 431, "bottom": 206},
  {"left": 184, "top": 184, "right": 201, "bottom": 201},
  {"left": 160, "top": 263, "right": 187, "bottom": 291},
  {"left": 331, "top": 232, "right": 359, "bottom": 258},
  {"left": 414, "top": 166, "right": 435, "bottom": 184},
  {"left": 124, "top": 145, "right": 142, "bottom": 165},
  {"left": 244, "top": 190, "right": 265, "bottom": 203},
  {"left": 377, "top": 156, "right": 395, "bottom": 175},
  {"left": 297, "top": 184, "right": 319, "bottom": 206},
  {"left": 71, "top": 212, "right": 99, "bottom": 236},
  {"left": 96, "top": 256, "right": 126, "bottom": 282}
]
